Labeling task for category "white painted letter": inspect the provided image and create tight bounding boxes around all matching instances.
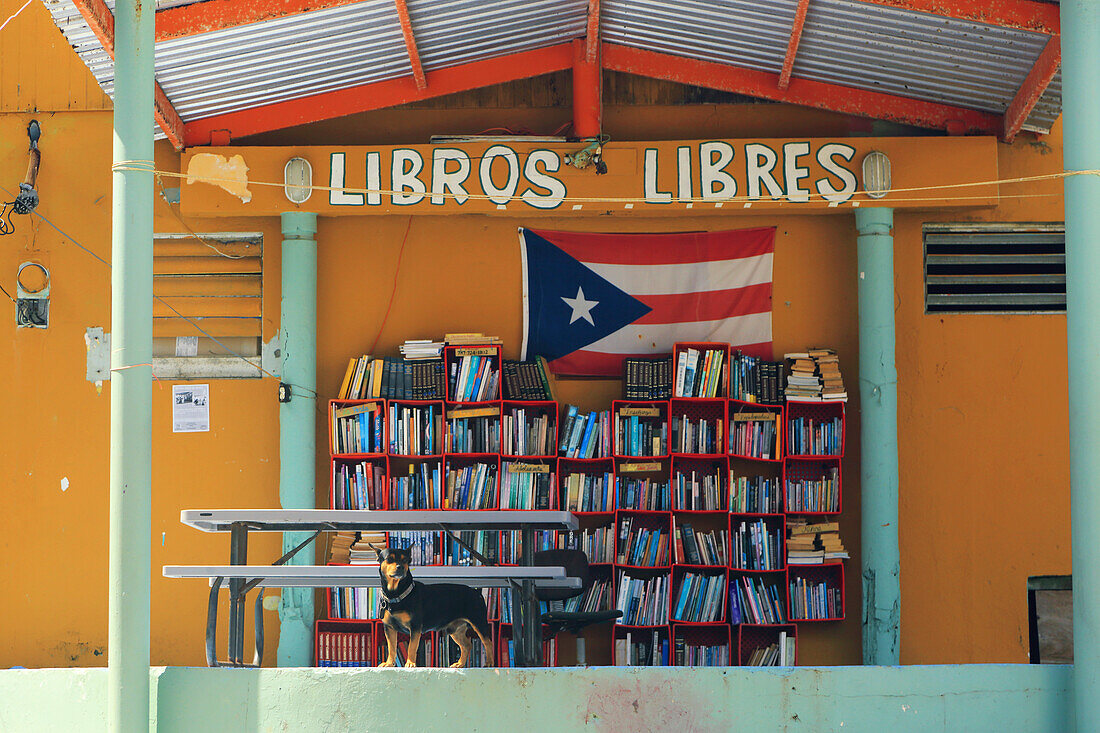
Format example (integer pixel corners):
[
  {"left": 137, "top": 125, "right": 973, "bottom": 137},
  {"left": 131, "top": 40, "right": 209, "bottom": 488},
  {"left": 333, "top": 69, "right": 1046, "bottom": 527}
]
[
  {"left": 783, "top": 141, "right": 811, "bottom": 203},
  {"left": 745, "top": 144, "right": 783, "bottom": 200},
  {"left": 815, "top": 143, "right": 858, "bottom": 203},
  {"left": 677, "top": 145, "right": 693, "bottom": 202},
  {"left": 365, "top": 151, "right": 381, "bottom": 206},
  {"left": 521, "top": 150, "right": 567, "bottom": 209},
  {"left": 700, "top": 141, "right": 737, "bottom": 200},
  {"left": 479, "top": 145, "right": 521, "bottom": 205},
  {"left": 329, "top": 152, "right": 364, "bottom": 206},
  {"left": 643, "top": 148, "right": 673, "bottom": 204},
  {"left": 431, "top": 149, "right": 471, "bottom": 205},
  {"left": 391, "top": 149, "right": 427, "bottom": 206}
]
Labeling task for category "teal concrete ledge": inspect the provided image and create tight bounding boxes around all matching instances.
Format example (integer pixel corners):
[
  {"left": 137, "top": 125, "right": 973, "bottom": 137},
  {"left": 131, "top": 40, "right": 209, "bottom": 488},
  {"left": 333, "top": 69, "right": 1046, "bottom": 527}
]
[{"left": 0, "top": 664, "right": 1073, "bottom": 732}]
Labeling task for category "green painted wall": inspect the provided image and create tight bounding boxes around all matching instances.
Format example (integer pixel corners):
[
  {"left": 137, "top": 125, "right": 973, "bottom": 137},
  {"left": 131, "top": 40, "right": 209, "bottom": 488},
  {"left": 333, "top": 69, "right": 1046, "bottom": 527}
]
[{"left": 0, "top": 665, "right": 1074, "bottom": 732}]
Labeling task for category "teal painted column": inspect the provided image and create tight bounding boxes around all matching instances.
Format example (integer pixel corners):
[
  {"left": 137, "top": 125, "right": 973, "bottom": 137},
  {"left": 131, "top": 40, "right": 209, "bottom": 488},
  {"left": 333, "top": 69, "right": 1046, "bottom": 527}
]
[
  {"left": 277, "top": 212, "right": 319, "bottom": 666},
  {"left": 855, "top": 207, "right": 900, "bottom": 665},
  {"left": 107, "top": 0, "right": 153, "bottom": 727},
  {"left": 1061, "top": 0, "right": 1100, "bottom": 724}
]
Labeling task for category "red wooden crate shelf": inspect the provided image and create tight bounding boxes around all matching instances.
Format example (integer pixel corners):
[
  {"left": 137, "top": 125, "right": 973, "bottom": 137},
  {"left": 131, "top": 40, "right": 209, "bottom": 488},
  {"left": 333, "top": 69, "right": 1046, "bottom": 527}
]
[
  {"left": 737, "top": 623, "right": 797, "bottom": 666},
  {"left": 787, "top": 562, "right": 845, "bottom": 622},
  {"left": 672, "top": 623, "right": 733, "bottom": 666}
]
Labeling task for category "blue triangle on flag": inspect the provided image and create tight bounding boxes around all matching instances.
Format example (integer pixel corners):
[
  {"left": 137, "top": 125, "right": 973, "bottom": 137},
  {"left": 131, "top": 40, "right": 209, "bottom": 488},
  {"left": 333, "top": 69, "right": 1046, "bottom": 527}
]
[{"left": 522, "top": 230, "right": 652, "bottom": 361}]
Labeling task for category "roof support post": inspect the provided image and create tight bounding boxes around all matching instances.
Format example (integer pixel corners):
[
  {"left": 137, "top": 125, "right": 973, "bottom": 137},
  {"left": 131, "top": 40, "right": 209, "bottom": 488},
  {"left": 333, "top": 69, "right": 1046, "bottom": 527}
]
[
  {"left": 778, "top": 0, "right": 810, "bottom": 90},
  {"left": 277, "top": 212, "right": 319, "bottom": 667},
  {"left": 1061, "top": 0, "right": 1100, "bottom": 725},
  {"left": 107, "top": 0, "right": 153, "bottom": 726},
  {"left": 855, "top": 207, "right": 900, "bottom": 666}
]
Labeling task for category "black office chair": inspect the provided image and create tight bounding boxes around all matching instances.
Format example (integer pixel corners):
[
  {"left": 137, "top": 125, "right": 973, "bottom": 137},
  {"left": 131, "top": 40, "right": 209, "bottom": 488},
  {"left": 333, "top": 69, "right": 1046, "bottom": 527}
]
[{"left": 533, "top": 549, "right": 622, "bottom": 665}]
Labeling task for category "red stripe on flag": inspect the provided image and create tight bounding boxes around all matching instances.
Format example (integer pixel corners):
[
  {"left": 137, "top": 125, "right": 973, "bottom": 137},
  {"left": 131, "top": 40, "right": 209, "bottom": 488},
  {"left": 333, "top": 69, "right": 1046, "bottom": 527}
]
[
  {"left": 529, "top": 227, "right": 775, "bottom": 265},
  {"left": 548, "top": 341, "right": 774, "bottom": 376},
  {"left": 634, "top": 283, "right": 772, "bottom": 325}
]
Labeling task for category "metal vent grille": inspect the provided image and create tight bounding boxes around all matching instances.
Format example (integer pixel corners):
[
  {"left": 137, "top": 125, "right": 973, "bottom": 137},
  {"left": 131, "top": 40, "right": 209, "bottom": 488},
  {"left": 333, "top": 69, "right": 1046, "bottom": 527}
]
[{"left": 923, "top": 224, "right": 1065, "bottom": 314}]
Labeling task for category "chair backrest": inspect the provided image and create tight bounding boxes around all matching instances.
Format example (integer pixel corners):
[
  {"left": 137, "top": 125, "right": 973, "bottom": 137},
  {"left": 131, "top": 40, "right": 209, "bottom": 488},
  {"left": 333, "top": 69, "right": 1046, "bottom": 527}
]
[{"left": 533, "top": 549, "right": 590, "bottom": 602}]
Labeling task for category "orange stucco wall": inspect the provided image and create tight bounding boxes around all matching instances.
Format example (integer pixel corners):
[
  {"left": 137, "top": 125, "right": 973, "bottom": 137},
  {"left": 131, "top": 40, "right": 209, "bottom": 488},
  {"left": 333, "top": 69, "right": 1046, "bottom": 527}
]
[{"left": 0, "top": 0, "right": 1070, "bottom": 668}]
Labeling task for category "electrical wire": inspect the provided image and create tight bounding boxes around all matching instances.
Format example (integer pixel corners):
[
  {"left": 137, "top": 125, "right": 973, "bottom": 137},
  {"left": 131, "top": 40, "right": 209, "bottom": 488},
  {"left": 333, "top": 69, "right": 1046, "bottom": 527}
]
[
  {"left": 0, "top": 281, "right": 15, "bottom": 303},
  {"left": 0, "top": 184, "right": 321, "bottom": 400},
  {"left": 118, "top": 161, "right": 1085, "bottom": 207},
  {"left": 0, "top": 0, "right": 32, "bottom": 34},
  {"left": 155, "top": 174, "right": 247, "bottom": 259},
  {"left": 368, "top": 216, "right": 413, "bottom": 355}
]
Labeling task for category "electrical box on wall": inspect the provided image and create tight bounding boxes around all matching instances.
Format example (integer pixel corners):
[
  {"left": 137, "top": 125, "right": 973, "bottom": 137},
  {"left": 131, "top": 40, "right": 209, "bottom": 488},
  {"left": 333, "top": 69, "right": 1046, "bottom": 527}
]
[{"left": 16, "top": 262, "right": 49, "bottom": 328}]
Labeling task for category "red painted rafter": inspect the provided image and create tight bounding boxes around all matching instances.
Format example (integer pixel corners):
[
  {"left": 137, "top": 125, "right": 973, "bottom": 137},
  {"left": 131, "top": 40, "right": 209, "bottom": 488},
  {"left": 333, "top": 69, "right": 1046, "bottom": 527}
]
[
  {"left": 155, "top": 0, "right": 363, "bottom": 41},
  {"left": 393, "top": 0, "right": 427, "bottom": 91},
  {"left": 778, "top": 0, "right": 810, "bottom": 91},
  {"left": 585, "top": 0, "right": 600, "bottom": 65},
  {"left": 183, "top": 43, "right": 574, "bottom": 146},
  {"left": 1003, "top": 35, "right": 1060, "bottom": 142},
  {"left": 71, "top": 0, "right": 185, "bottom": 150},
  {"left": 854, "top": 0, "right": 1058, "bottom": 35},
  {"left": 602, "top": 43, "right": 1001, "bottom": 135}
]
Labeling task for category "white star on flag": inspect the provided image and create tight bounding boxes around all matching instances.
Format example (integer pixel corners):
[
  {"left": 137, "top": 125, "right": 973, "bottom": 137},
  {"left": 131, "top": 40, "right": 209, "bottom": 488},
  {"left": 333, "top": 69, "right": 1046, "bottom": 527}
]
[{"left": 561, "top": 286, "right": 599, "bottom": 326}]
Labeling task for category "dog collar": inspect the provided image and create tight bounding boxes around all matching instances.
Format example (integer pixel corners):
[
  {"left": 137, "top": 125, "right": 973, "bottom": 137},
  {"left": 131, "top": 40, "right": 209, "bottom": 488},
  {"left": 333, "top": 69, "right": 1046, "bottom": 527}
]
[{"left": 380, "top": 579, "right": 413, "bottom": 609}]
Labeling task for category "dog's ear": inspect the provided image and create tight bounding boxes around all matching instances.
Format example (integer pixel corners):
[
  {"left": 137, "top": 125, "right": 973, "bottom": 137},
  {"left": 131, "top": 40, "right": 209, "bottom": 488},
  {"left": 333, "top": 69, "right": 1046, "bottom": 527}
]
[{"left": 369, "top": 543, "right": 388, "bottom": 561}]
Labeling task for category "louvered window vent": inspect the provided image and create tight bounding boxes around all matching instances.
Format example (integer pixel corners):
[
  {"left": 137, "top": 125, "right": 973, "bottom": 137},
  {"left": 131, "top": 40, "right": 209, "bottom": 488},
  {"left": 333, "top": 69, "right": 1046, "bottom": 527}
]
[{"left": 923, "top": 224, "right": 1065, "bottom": 314}]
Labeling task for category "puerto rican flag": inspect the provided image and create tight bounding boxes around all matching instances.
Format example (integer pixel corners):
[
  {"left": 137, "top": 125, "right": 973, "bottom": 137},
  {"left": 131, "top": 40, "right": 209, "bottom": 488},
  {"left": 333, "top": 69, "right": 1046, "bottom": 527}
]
[{"left": 519, "top": 227, "right": 775, "bottom": 376}]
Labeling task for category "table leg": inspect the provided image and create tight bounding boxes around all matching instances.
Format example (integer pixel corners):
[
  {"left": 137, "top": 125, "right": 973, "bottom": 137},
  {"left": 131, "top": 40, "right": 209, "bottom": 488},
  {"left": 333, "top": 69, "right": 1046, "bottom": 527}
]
[
  {"left": 229, "top": 523, "right": 248, "bottom": 666},
  {"left": 518, "top": 526, "right": 543, "bottom": 667}
]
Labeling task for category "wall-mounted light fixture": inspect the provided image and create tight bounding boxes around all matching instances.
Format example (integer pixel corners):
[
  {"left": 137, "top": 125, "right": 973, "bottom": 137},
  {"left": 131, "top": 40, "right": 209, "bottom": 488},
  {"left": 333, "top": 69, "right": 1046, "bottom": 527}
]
[
  {"left": 862, "top": 151, "right": 891, "bottom": 200},
  {"left": 283, "top": 157, "right": 313, "bottom": 204}
]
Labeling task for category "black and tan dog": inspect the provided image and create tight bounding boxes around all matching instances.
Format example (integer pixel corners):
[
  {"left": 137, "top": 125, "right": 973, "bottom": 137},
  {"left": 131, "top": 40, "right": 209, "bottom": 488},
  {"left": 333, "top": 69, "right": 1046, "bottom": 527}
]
[{"left": 374, "top": 545, "right": 495, "bottom": 668}]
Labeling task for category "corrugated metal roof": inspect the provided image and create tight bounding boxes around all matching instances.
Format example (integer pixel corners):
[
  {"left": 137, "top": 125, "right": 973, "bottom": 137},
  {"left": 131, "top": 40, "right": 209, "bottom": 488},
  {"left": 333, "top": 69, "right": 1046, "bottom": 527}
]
[
  {"left": 42, "top": 0, "right": 1062, "bottom": 137},
  {"left": 602, "top": 0, "right": 1061, "bottom": 133}
]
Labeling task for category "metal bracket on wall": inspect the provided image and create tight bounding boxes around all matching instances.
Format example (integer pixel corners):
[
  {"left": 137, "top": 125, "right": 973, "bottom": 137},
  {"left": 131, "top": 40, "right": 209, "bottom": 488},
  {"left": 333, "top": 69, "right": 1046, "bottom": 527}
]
[{"left": 86, "top": 327, "right": 111, "bottom": 381}]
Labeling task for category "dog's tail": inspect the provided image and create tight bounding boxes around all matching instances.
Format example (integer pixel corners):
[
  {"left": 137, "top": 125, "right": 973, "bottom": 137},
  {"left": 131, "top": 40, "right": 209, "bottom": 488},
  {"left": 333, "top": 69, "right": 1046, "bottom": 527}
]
[{"left": 470, "top": 616, "right": 495, "bottom": 668}]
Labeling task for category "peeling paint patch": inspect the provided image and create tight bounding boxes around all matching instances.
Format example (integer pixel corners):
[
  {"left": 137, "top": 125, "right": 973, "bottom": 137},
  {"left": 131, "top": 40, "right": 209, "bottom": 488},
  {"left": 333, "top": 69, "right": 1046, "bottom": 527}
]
[
  {"left": 186, "top": 153, "right": 252, "bottom": 203},
  {"left": 60, "top": 477, "right": 69, "bottom": 492}
]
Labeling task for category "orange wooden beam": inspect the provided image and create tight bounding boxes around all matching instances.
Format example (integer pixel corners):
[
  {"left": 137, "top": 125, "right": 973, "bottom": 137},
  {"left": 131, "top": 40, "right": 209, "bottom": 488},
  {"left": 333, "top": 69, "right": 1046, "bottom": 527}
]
[
  {"left": 71, "top": 0, "right": 186, "bottom": 149},
  {"left": 602, "top": 43, "right": 1002, "bottom": 135},
  {"left": 183, "top": 43, "right": 574, "bottom": 145},
  {"left": 853, "top": 0, "right": 1058, "bottom": 35},
  {"left": 155, "top": 0, "right": 363, "bottom": 41},
  {"left": 1003, "top": 35, "right": 1061, "bottom": 142},
  {"left": 778, "top": 0, "right": 810, "bottom": 91},
  {"left": 393, "top": 0, "right": 427, "bottom": 91}
]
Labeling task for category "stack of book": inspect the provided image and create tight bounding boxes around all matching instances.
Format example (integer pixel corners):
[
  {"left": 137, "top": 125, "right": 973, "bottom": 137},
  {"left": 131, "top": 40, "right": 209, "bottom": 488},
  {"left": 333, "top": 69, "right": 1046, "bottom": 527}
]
[
  {"left": 745, "top": 631, "right": 795, "bottom": 666},
  {"left": 730, "top": 575, "right": 787, "bottom": 624},
  {"left": 449, "top": 353, "right": 499, "bottom": 401},
  {"left": 333, "top": 459, "right": 386, "bottom": 510},
  {"left": 786, "top": 519, "right": 849, "bottom": 564},
  {"left": 784, "top": 348, "right": 847, "bottom": 401},
  {"left": 388, "top": 531, "right": 442, "bottom": 566},
  {"left": 557, "top": 577, "right": 612, "bottom": 613},
  {"left": 623, "top": 355, "right": 673, "bottom": 399},
  {"left": 672, "top": 572, "right": 726, "bottom": 623},
  {"left": 674, "top": 524, "right": 727, "bottom": 565},
  {"left": 499, "top": 461, "right": 554, "bottom": 509},
  {"left": 559, "top": 406, "right": 612, "bottom": 459},
  {"left": 445, "top": 405, "right": 500, "bottom": 453},
  {"left": 502, "top": 406, "right": 554, "bottom": 456},
  {"left": 732, "top": 519, "right": 783, "bottom": 570},
  {"left": 389, "top": 463, "right": 443, "bottom": 510},
  {"left": 501, "top": 357, "right": 555, "bottom": 400},
  {"left": 616, "top": 471, "right": 671, "bottom": 511},
  {"left": 675, "top": 347, "right": 726, "bottom": 398},
  {"left": 615, "top": 572, "right": 671, "bottom": 626},
  {"left": 445, "top": 332, "right": 502, "bottom": 346},
  {"left": 672, "top": 467, "right": 724, "bottom": 510},
  {"left": 614, "top": 629, "right": 669, "bottom": 666},
  {"left": 730, "top": 352, "right": 785, "bottom": 404},
  {"left": 331, "top": 401, "right": 384, "bottom": 454},
  {"left": 328, "top": 531, "right": 356, "bottom": 564},
  {"left": 561, "top": 469, "right": 614, "bottom": 512},
  {"left": 814, "top": 348, "right": 848, "bottom": 401},
  {"left": 558, "top": 526, "right": 616, "bottom": 563},
  {"left": 317, "top": 632, "right": 371, "bottom": 667},
  {"left": 389, "top": 403, "right": 441, "bottom": 455},
  {"left": 676, "top": 640, "right": 729, "bottom": 666},
  {"left": 338, "top": 355, "right": 446, "bottom": 400},
  {"left": 784, "top": 352, "right": 822, "bottom": 400},
  {"left": 617, "top": 517, "right": 669, "bottom": 566},
  {"left": 399, "top": 339, "right": 444, "bottom": 360},
  {"left": 444, "top": 462, "right": 498, "bottom": 509},
  {"left": 729, "top": 474, "right": 781, "bottom": 514},
  {"left": 349, "top": 532, "right": 388, "bottom": 564}
]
